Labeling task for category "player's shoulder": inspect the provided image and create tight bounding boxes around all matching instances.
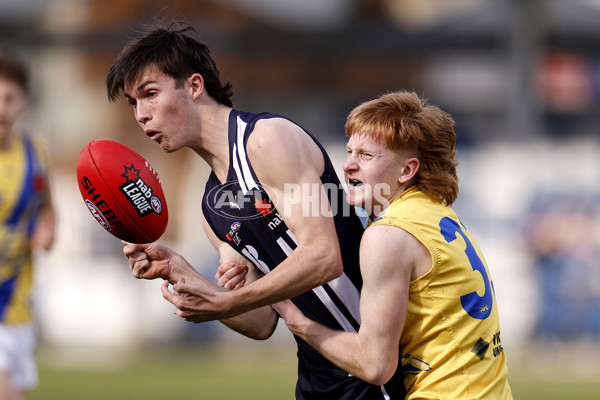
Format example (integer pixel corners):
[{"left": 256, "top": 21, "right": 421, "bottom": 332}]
[
  {"left": 248, "top": 117, "right": 320, "bottom": 162},
  {"left": 250, "top": 117, "right": 306, "bottom": 145},
  {"left": 364, "top": 221, "right": 425, "bottom": 258},
  {"left": 361, "top": 224, "right": 416, "bottom": 275},
  {"left": 17, "top": 131, "right": 45, "bottom": 148},
  {"left": 364, "top": 223, "right": 409, "bottom": 242},
  {"left": 17, "top": 132, "right": 51, "bottom": 163},
  {"left": 363, "top": 222, "right": 431, "bottom": 279},
  {"left": 244, "top": 114, "right": 325, "bottom": 183}
]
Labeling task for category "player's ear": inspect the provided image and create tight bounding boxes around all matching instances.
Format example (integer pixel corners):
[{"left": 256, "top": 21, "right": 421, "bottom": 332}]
[
  {"left": 187, "top": 73, "right": 204, "bottom": 99},
  {"left": 398, "top": 157, "right": 419, "bottom": 184}
]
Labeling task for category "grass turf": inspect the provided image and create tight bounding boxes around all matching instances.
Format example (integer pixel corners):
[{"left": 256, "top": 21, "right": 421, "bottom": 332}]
[
  {"left": 30, "top": 346, "right": 298, "bottom": 400},
  {"left": 29, "top": 344, "right": 600, "bottom": 400}
]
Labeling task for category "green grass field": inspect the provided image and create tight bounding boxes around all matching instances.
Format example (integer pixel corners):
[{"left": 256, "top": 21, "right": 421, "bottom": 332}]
[
  {"left": 29, "top": 343, "right": 600, "bottom": 399},
  {"left": 30, "top": 345, "right": 298, "bottom": 400}
]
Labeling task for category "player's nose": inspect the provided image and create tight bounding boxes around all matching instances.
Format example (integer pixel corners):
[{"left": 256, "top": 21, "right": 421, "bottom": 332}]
[
  {"left": 135, "top": 104, "right": 151, "bottom": 125},
  {"left": 343, "top": 155, "right": 358, "bottom": 173}
]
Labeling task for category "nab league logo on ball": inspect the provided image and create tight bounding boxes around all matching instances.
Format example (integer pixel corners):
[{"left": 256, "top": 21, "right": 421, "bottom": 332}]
[{"left": 118, "top": 164, "right": 163, "bottom": 217}]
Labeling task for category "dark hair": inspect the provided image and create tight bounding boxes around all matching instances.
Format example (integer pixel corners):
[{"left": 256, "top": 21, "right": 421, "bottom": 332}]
[
  {"left": 106, "top": 23, "right": 233, "bottom": 106},
  {"left": 346, "top": 91, "right": 459, "bottom": 206},
  {"left": 0, "top": 47, "right": 29, "bottom": 93}
]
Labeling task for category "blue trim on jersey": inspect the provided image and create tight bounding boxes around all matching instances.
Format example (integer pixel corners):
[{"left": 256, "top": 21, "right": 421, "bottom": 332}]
[
  {"left": 0, "top": 276, "right": 17, "bottom": 320},
  {"left": 6, "top": 137, "right": 36, "bottom": 231}
]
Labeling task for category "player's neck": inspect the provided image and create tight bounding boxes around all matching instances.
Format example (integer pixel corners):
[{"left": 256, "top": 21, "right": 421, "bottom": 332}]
[
  {"left": 192, "top": 105, "right": 231, "bottom": 182},
  {"left": 0, "top": 134, "right": 14, "bottom": 151}
]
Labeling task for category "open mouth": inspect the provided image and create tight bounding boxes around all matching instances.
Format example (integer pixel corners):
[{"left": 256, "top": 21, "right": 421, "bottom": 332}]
[
  {"left": 145, "top": 130, "right": 160, "bottom": 139},
  {"left": 348, "top": 179, "right": 364, "bottom": 187}
]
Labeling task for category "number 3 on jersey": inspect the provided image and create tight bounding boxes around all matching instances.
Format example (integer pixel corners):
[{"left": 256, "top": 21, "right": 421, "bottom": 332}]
[{"left": 440, "top": 217, "right": 493, "bottom": 320}]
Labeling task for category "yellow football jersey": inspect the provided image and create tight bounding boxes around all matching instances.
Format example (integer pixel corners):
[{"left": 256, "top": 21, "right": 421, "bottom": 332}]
[
  {"left": 370, "top": 187, "right": 513, "bottom": 399},
  {"left": 0, "top": 135, "right": 51, "bottom": 324}
]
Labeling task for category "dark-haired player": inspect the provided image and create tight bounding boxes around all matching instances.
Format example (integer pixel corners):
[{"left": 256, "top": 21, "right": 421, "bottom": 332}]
[{"left": 107, "top": 24, "right": 404, "bottom": 399}]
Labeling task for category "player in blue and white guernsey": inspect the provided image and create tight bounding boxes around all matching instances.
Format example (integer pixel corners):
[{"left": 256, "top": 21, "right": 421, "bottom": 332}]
[
  {"left": 201, "top": 110, "right": 404, "bottom": 399},
  {"left": 107, "top": 24, "right": 405, "bottom": 399}
]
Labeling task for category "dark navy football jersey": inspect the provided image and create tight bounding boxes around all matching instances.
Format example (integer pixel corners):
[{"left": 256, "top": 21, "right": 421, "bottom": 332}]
[{"left": 202, "top": 110, "right": 405, "bottom": 399}]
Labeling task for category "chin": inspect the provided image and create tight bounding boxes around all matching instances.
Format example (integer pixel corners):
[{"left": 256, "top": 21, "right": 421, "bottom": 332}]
[
  {"left": 345, "top": 193, "right": 357, "bottom": 208},
  {"left": 156, "top": 140, "right": 174, "bottom": 153},
  {"left": 346, "top": 194, "right": 365, "bottom": 210}
]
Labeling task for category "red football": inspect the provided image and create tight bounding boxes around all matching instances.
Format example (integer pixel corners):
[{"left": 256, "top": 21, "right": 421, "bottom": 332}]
[{"left": 76, "top": 140, "right": 168, "bottom": 243}]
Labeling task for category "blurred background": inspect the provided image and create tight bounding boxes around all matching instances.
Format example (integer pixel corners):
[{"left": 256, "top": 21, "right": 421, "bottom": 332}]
[{"left": 2, "top": 0, "right": 600, "bottom": 398}]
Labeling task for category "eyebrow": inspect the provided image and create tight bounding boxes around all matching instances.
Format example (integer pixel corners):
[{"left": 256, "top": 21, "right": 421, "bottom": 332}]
[
  {"left": 124, "top": 80, "right": 155, "bottom": 99},
  {"left": 346, "top": 145, "right": 371, "bottom": 152}
]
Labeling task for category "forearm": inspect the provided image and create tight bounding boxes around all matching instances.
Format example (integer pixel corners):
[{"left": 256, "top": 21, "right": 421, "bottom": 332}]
[
  {"left": 225, "top": 245, "right": 341, "bottom": 317},
  {"left": 32, "top": 206, "right": 56, "bottom": 251},
  {"left": 215, "top": 263, "right": 280, "bottom": 338},
  {"left": 162, "top": 253, "right": 210, "bottom": 285},
  {"left": 220, "top": 305, "right": 278, "bottom": 340},
  {"left": 289, "top": 317, "right": 397, "bottom": 385}
]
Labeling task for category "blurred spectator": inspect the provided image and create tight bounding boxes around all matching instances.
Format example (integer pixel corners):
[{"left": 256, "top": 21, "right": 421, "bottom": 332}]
[{"left": 526, "top": 197, "right": 600, "bottom": 341}]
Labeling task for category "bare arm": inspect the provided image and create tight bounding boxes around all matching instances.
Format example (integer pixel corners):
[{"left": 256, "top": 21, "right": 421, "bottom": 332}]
[
  {"left": 130, "top": 119, "right": 344, "bottom": 323},
  {"left": 31, "top": 179, "right": 56, "bottom": 251},
  {"left": 219, "top": 118, "right": 343, "bottom": 316},
  {"left": 201, "top": 215, "right": 278, "bottom": 340},
  {"left": 31, "top": 200, "right": 56, "bottom": 251},
  {"left": 274, "top": 224, "right": 430, "bottom": 385}
]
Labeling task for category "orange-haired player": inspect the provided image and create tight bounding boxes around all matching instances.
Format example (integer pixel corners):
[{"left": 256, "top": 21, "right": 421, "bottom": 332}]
[{"left": 272, "top": 91, "right": 514, "bottom": 399}]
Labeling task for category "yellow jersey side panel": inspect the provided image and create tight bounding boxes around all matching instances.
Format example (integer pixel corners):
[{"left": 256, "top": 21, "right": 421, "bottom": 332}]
[
  {"left": 371, "top": 188, "right": 512, "bottom": 400},
  {"left": 0, "top": 135, "right": 50, "bottom": 324},
  {"left": 0, "top": 139, "right": 27, "bottom": 223}
]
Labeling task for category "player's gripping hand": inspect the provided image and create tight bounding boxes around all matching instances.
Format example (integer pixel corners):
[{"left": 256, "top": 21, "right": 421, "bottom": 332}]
[
  {"left": 272, "top": 299, "right": 308, "bottom": 334},
  {"left": 162, "top": 277, "right": 231, "bottom": 322},
  {"left": 215, "top": 261, "right": 248, "bottom": 290},
  {"left": 123, "top": 241, "right": 178, "bottom": 281}
]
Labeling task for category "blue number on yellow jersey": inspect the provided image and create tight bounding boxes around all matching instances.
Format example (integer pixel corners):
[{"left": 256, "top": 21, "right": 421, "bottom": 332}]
[{"left": 371, "top": 187, "right": 513, "bottom": 399}]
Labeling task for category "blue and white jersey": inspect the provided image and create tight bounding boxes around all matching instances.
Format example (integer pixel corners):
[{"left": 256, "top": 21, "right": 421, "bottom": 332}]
[{"left": 202, "top": 110, "right": 405, "bottom": 399}]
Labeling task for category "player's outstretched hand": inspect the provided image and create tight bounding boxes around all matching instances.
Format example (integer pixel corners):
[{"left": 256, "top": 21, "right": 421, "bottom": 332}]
[
  {"left": 122, "top": 241, "right": 177, "bottom": 281},
  {"left": 215, "top": 261, "right": 248, "bottom": 290}
]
